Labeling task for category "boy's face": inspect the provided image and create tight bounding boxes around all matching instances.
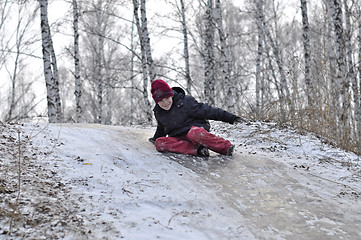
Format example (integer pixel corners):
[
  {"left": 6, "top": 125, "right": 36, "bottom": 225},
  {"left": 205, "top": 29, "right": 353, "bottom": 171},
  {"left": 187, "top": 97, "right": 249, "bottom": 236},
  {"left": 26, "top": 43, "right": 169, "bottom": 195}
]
[{"left": 158, "top": 96, "right": 173, "bottom": 111}]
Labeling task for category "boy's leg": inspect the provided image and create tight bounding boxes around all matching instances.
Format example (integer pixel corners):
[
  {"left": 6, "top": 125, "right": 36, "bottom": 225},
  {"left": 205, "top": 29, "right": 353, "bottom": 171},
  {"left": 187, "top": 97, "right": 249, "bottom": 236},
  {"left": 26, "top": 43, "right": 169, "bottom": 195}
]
[
  {"left": 155, "top": 136, "right": 198, "bottom": 155},
  {"left": 186, "top": 126, "right": 232, "bottom": 155}
]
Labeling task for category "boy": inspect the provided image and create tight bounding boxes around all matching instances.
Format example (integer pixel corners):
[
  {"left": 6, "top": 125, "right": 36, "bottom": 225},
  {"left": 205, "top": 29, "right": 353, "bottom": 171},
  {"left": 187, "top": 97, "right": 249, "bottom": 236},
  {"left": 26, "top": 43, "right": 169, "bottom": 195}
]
[{"left": 149, "top": 79, "right": 243, "bottom": 157}]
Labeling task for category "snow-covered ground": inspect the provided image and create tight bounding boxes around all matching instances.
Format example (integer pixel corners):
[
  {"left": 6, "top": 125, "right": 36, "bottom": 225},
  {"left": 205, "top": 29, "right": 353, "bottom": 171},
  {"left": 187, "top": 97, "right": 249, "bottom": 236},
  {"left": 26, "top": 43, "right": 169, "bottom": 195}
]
[{"left": 1, "top": 121, "right": 360, "bottom": 239}]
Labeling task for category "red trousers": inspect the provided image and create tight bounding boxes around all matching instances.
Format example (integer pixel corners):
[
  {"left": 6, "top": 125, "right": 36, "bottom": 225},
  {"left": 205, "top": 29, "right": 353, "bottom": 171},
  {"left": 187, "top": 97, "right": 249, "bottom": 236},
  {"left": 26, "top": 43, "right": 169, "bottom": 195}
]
[{"left": 155, "top": 126, "right": 232, "bottom": 155}]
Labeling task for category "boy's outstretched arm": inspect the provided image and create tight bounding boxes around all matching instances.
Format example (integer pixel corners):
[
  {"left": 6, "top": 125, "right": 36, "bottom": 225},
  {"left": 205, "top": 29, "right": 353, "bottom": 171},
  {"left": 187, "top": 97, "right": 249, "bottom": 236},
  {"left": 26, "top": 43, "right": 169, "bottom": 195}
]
[
  {"left": 149, "top": 122, "right": 166, "bottom": 144},
  {"left": 187, "top": 96, "right": 243, "bottom": 124}
]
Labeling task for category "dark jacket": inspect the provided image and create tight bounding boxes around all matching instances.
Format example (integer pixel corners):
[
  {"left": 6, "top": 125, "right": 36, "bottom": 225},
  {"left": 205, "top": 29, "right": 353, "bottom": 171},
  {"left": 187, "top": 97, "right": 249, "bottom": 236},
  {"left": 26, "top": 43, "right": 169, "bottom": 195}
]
[{"left": 151, "top": 87, "right": 237, "bottom": 140}]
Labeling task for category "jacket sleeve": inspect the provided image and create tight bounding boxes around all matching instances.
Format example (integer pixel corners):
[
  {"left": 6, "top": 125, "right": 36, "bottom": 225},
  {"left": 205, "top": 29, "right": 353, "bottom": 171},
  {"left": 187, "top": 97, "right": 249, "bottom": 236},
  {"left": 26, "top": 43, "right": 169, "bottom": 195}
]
[
  {"left": 151, "top": 121, "right": 166, "bottom": 141},
  {"left": 186, "top": 96, "right": 237, "bottom": 123}
]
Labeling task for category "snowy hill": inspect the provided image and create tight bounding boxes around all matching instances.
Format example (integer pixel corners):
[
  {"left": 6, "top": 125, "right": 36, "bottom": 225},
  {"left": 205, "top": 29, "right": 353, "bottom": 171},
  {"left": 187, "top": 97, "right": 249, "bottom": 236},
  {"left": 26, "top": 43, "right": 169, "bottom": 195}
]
[{"left": 1, "top": 122, "right": 360, "bottom": 239}]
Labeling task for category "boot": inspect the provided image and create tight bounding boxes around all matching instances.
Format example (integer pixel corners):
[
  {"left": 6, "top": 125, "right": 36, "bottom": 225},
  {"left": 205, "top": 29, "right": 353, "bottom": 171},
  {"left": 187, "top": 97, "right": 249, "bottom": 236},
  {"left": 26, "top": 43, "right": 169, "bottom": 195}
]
[
  {"left": 197, "top": 146, "right": 210, "bottom": 157},
  {"left": 226, "top": 144, "right": 235, "bottom": 156}
]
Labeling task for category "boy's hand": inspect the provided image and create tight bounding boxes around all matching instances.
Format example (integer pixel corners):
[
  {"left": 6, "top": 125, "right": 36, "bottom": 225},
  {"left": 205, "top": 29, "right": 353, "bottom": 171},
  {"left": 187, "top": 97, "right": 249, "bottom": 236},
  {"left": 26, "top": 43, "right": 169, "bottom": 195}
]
[
  {"left": 234, "top": 117, "right": 246, "bottom": 124},
  {"left": 148, "top": 137, "right": 156, "bottom": 144}
]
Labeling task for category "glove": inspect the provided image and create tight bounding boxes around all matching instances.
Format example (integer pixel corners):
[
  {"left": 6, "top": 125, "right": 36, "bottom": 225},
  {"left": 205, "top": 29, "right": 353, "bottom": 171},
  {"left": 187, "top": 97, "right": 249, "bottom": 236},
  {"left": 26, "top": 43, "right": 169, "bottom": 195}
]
[
  {"left": 233, "top": 116, "right": 246, "bottom": 124},
  {"left": 148, "top": 137, "right": 156, "bottom": 144}
]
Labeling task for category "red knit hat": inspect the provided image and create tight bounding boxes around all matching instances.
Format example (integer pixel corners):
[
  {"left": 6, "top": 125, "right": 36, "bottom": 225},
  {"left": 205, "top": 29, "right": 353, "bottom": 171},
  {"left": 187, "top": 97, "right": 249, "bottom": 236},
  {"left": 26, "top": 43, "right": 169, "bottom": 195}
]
[{"left": 151, "top": 79, "right": 174, "bottom": 104}]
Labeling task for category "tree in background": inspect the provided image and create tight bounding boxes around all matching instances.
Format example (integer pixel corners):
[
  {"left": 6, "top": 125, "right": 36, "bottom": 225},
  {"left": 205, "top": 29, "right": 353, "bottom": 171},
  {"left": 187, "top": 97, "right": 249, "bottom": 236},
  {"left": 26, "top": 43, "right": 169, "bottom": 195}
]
[
  {"left": 329, "top": 0, "right": 347, "bottom": 139},
  {"left": 215, "top": 0, "right": 233, "bottom": 112},
  {"left": 39, "top": 0, "right": 62, "bottom": 123},
  {"left": 203, "top": 0, "right": 215, "bottom": 106},
  {"left": 133, "top": 0, "right": 153, "bottom": 123},
  {"left": 300, "top": 0, "right": 313, "bottom": 113},
  {"left": 358, "top": 2, "right": 361, "bottom": 144},
  {"left": 72, "top": 0, "right": 82, "bottom": 123},
  {"left": 254, "top": 0, "right": 264, "bottom": 121},
  {"left": 179, "top": 0, "right": 192, "bottom": 95},
  {"left": 4, "top": 1, "right": 39, "bottom": 122}
]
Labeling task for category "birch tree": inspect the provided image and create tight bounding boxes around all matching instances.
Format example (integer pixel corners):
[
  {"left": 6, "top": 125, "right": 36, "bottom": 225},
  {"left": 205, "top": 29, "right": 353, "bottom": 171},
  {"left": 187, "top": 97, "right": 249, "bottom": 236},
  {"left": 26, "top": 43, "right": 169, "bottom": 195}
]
[
  {"left": 203, "top": 0, "right": 215, "bottom": 106},
  {"left": 255, "top": 0, "right": 264, "bottom": 120},
  {"left": 214, "top": 0, "right": 233, "bottom": 112},
  {"left": 358, "top": 4, "right": 361, "bottom": 139},
  {"left": 140, "top": 0, "right": 156, "bottom": 82},
  {"left": 103, "top": 49, "right": 113, "bottom": 125},
  {"left": 133, "top": 0, "right": 152, "bottom": 123},
  {"left": 130, "top": 14, "right": 136, "bottom": 125},
  {"left": 344, "top": 0, "right": 359, "bottom": 139},
  {"left": 40, "top": 0, "right": 62, "bottom": 123},
  {"left": 95, "top": 0, "right": 104, "bottom": 124},
  {"left": 179, "top": 0, "right": 192, "bottom": 94},
  {"left": 329, "top": 0, "right": 348, "bottom": 138},
  {"left": 300, "top": 0, "right": 313, "bottom": 109},
  {"left": 72, "top": 0, "right": 82, "bottom": 123}
]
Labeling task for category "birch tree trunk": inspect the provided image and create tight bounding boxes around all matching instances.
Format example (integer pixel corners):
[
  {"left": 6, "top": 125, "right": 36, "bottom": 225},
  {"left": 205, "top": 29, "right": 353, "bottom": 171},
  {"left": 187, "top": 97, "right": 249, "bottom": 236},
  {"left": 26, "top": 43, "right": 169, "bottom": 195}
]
[
  {"left": 72, "top": 0, "right": 82, "bottom": 123},
  {"left": 300, "top": 0, "right": 313, "bottom": 109},
  {"left": 104, "top": 54, "right": 112, "bottom": 125},
  {"left": 95, "top": 0, "right": 104, "bottom": 124},
  {"left": 179, "top": 0, "right": 192, "bottom": 95},
  {"left": 130, "top": 14, "right": 136, "bottom": 125},
  {"left": 204, "top": 0, "right": 215, "bottom": 106},
  {"left": 214, "top": 0, "right": 233, "bottom": 112},
  {"left": 133, "top": 0, "right": 152, "bottom": 123},
  {"left": 40, "top": 0, "right": 62, "bottom": 123},
  {"left": 255, "top": 0, "right": 264, "bottom": 120},
  {"left": 357, "top": 10, "right": 361, "bottom": 142},
  {"left": 344, "top": 0, "right": 358, "bottom": 139},
  {"left": 359, "top": 11, "right": 361, "bottom": 139},
  {"left": 49, "top": 31, "right": 62, "bottom": 122},
  {"left": 329, "top": 0, "right": 348, "bottom": 138},
  {"left": 140, "top": 0, "right": 156, "bottom": 82}
]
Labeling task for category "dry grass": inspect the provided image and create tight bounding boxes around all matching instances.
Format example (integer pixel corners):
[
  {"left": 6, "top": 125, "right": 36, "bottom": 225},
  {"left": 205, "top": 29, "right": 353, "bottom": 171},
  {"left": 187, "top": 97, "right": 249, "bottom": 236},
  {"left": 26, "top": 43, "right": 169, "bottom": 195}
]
[{"left": 0, "top": 123, "right": 86, "bottom": 238}]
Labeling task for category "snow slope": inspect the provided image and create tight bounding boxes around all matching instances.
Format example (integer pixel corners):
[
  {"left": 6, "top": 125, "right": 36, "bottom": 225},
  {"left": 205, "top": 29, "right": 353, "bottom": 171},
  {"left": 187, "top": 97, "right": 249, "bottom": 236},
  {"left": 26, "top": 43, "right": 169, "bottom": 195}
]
[{"left": 1, "top": 122, "right": 360, "bottom": 239}]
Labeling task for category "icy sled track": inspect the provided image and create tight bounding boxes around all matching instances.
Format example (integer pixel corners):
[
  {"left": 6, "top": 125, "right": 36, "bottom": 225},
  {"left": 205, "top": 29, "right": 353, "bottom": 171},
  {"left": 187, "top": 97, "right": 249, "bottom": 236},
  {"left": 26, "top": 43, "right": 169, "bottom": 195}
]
[{"left": 13, "top": 123, "right": 361, "bottom": 239}]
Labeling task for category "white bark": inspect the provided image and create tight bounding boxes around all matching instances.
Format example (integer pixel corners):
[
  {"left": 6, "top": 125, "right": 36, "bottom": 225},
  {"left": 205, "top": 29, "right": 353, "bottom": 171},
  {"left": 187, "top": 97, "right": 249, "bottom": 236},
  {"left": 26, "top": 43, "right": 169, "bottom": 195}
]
[
  {"left": 104, "top": 53, "right": 112, "bottom": 125},
  {"left": 215, "top": 0, "right": 233, "bottom": 112},
  {"left": 359, "top": 11, "right": 361, "bottom": 139},
  {"left": 301, "top": 0, "right": 313, "bottom": 107},
  {"left": 344, "top": 0, "right": 358, "bottom": 138},
  {"left": 140, "top": 0, "right": 156, "bottom": 82},
  {"left": 204, "top": 0, "right": 215, "bottom": 106},
  {"left": 133, "top": 0, "right": 152, "bottom": 123},
  {"left": 255, "top": 0, "right": 264, "bottom": 120},
  {"left": 72, "top": 0, "right": 82, "bottom": 123},
  {"left": 130, "top": 14, "right": 136, "bottom": 125},
  {"left": 95, "top": 0, "right": 105, "bottom": 124},
  {"left": 329, "top": 0, "right": 347, "bottom": 137},
  {"left": 49, "top": 31, "right": 62, "bottom": 122},
  {"left": 179, "top": 0, "right": 192, "bottom": 95},
  {"left": 40, "top": 0, "right": 62, "bottom": 123}
]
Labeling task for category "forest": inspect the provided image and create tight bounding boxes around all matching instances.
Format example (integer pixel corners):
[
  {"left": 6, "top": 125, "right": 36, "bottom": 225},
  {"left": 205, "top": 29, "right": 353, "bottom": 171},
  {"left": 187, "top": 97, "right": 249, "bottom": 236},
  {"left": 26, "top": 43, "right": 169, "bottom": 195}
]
[{"left": 1, "top": 0, "right": 361, "bottom": 154}]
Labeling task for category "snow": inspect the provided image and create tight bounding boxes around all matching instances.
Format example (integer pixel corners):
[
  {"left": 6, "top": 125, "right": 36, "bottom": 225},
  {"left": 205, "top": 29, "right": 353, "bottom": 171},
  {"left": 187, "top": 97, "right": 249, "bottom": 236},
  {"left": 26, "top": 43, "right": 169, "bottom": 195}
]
[{"left": 1, "top": 121, "right": 360, "bottom": 239}]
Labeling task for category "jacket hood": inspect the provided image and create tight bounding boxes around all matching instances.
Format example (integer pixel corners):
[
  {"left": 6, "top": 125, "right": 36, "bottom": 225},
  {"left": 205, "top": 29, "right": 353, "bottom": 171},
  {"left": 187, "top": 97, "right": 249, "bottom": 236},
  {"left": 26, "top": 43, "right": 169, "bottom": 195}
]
[{"left": 172, "top": 86, "right": 185, "bottom": 95}]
